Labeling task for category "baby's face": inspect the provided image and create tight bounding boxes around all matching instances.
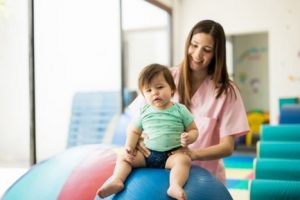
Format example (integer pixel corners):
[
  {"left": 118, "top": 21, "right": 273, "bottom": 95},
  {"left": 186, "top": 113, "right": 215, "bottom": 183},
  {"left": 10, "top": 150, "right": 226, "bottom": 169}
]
[{"left": 142, "top": 73, "right": 173, "bottom": 110}]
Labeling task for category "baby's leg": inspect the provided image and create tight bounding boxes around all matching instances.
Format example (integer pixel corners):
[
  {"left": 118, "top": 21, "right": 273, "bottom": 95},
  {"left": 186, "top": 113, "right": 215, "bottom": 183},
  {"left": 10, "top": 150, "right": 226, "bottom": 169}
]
[
  {"left": 97, "top": 156, "right": 129, "bottom": 198},
  {"left": 97, "top": 151, "right": 146, "bottom": 198},
  {"left": 165, "top": 153, "right": 191, "bottom": 200}
]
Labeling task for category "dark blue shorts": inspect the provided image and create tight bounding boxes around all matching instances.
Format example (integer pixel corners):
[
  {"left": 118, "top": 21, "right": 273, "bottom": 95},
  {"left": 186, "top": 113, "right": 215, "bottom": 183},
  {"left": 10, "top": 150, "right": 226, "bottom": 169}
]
[{"left": 145, "top": 148, "right": 178, "bottom": 168}]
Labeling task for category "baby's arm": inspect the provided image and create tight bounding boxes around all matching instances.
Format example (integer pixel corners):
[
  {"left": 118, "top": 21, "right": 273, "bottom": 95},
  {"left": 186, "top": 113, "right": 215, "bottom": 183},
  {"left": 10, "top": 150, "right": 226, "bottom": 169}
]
[
  {"left": 124, "top": 124, "right": 142, "bottom": 160},
  {"left": 181, "top": 121, "right": 198, "bottom": 147}
]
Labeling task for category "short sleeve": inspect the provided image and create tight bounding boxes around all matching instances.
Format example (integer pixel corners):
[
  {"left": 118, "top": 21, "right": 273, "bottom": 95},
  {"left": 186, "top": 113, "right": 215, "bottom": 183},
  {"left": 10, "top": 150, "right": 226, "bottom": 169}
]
[
  {"left": 178, "top": 104, "right": 194, "bottom": 128},
  {"left": 218, "top": 86, "right": 250, "bottom": 138},
  {"left": 131, "top": 112, "right": 143, "bottom": 130}
]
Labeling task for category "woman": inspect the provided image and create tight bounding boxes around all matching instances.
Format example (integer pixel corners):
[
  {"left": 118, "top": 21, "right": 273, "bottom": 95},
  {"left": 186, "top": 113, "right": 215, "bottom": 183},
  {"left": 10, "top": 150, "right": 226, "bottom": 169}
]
[{"left": 128, "top": 19, "right": 249, "bottom": 184}]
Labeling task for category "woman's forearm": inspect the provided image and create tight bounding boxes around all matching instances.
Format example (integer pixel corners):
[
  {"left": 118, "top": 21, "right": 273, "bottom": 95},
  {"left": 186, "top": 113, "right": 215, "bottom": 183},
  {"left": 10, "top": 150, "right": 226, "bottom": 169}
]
[{"left": 191, "top": 135, "right": 235, "bottom": 160}]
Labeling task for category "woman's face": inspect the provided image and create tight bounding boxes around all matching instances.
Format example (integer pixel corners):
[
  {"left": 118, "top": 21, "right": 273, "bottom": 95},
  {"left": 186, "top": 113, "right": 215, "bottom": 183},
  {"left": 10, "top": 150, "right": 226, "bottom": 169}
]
[{"left": 188, "top": 33, "right": 215, "bottom": 72}]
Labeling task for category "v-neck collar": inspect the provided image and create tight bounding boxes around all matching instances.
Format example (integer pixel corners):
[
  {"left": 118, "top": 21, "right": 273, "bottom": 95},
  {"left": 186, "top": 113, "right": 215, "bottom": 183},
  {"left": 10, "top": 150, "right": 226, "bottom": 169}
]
[{"left": 191, "top": 75, "right": 211, "bottom": 101}]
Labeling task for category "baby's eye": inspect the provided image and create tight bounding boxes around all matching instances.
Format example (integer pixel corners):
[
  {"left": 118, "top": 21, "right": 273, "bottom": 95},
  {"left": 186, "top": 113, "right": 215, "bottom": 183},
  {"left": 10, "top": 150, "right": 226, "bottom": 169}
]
[
  {"left": 145, "top": 89, "right": 151, "bottom": 93},
  {"left": 157, "top": 86, "right": 164, "bottom": 89}
]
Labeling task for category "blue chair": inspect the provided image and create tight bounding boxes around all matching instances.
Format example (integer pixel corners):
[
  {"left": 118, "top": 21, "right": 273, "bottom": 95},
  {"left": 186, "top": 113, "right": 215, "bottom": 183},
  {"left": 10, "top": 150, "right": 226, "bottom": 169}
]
[{"left": 67, "top": 91, "right": 121, "bottom": 147}]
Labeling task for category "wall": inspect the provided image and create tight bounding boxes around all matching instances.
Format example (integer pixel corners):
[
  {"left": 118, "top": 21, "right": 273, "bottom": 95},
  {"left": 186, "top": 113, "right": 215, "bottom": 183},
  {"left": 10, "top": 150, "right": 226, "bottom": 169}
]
[
  {"left": 0, "top": 0, "right": 122, "bottom": 165},
  {"left": 172, "top": 0, "right": 300, "bottom": 124},
  {"left": 123, "top": 0, "right": 170, "bottom": 92},
  {"left": 233, "top": 33, "right": 269, "bottom": 112},
  {"left": 0, "top": 0, "right": 30, "bottom": 166},
  {"left": 34, "top": 0, "right": 121, "bottom": 161},
  {"left": 125, "top": 28, "right": 170, "bottom": 91}
]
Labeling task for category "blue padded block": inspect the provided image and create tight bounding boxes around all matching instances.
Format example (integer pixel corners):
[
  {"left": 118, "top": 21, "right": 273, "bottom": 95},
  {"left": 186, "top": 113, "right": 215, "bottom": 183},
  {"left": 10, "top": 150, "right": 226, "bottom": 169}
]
[
  {"left": 280, "top": 105, "right": 300, "bottom": 124},
  {"left": 279, "top": 97, "right": 298, "bottom": 110}
]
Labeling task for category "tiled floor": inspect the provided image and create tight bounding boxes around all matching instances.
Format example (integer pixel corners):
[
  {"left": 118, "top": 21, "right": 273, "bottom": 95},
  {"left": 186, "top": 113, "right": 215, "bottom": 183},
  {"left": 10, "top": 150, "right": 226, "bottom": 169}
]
[
  {"left": 229, "top": 189, "right": 249, "bottom": 200},
  {"left": 224, "top": 152, "right": 255, "bottom": 200}
]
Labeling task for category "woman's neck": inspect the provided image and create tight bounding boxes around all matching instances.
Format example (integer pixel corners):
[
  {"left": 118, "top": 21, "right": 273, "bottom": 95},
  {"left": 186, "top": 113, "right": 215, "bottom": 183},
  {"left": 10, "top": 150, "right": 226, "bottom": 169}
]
[
  {"left": 190, "top": 71, "right": 208, "bottom": 96},
  {"left": 191, "top": 70, "right": 208, "bottom": 85}
]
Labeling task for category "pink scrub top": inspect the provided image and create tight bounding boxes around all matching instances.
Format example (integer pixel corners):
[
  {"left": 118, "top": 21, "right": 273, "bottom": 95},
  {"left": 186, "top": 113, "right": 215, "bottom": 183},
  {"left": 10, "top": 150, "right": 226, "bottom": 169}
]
[{"left": 128, "top": 67, "right": 250, "bottom": 183}]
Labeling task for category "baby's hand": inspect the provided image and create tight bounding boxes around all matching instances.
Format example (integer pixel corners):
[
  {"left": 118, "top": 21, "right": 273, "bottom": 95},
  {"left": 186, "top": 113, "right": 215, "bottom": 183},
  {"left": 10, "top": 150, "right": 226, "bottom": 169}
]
[
  {"left": 123, "top": 146, "right": 136, "bottom": 163},
  {"left": 125, "top": 146, "right": 136, "bottom": 155},
  {"left": 181, "top": 132, "right": 191, "bottom": 147}
]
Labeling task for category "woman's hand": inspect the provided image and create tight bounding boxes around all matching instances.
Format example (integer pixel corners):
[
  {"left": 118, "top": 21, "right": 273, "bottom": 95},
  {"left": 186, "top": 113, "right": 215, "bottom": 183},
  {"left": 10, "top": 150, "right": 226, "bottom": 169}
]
[
  {"left": 136, "top": 134, "right": 151, "bottom": 157},
  {"left": 170, "top": 147, "right": 198, "bottom": 160}
]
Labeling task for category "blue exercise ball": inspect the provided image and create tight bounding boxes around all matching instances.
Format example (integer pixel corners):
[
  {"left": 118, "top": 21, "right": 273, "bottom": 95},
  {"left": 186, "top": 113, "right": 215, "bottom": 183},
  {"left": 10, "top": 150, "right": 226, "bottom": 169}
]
[{"left": 103, "top": 166, "right": 233, "bottom": 200}]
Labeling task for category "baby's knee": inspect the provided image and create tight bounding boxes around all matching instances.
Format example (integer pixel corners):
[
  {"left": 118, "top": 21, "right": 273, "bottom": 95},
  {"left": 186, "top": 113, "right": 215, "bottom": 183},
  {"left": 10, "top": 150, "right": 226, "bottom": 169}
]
[
  {"left": 175, "top": 154, "right": 191, "bottom": 166},
  {"left": 116, "top": 154, "right": 132, "bottom": 165}
]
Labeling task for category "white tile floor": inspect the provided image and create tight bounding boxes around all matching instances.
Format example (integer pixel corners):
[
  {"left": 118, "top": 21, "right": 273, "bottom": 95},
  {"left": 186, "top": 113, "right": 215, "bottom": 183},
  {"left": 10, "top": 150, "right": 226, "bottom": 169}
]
[
  {"left": 0, "top": 167, "right": 29, "bottom": 198},
  {"left": 229, "top": 189, "right": 249, "bottom": 200}
]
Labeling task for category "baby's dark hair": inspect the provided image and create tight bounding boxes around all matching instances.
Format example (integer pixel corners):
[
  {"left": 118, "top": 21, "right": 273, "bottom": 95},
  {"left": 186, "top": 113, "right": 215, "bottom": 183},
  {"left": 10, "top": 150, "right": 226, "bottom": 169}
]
[{"left": 138, "top": 64, "right": 176, "bottom": 95}]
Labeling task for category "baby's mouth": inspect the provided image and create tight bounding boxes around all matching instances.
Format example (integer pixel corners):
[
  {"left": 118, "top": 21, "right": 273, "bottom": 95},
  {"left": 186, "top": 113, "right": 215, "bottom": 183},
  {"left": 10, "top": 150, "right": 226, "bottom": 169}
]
[{"left": 153, "top": 97, "right": 161, "bottom": 102}]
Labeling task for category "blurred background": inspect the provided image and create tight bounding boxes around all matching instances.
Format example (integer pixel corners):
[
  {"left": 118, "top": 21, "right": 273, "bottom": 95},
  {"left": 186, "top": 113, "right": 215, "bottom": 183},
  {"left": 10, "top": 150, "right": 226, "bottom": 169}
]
[{"left": 1, "top": 0, "right": 300, "bottom": 199}]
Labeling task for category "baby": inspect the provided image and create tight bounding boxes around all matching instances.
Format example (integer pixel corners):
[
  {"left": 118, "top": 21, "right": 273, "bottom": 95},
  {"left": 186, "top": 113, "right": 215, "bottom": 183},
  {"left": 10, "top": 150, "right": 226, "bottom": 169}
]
[{"left": 97, "top": 63, "right": 198, "bottom": 200}]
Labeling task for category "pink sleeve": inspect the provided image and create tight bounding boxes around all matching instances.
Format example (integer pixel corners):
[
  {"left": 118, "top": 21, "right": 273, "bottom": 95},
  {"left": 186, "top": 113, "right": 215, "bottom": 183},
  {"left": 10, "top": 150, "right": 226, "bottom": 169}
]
[{"left": 218, "top": 86, "right": 250, "bottom": 138}]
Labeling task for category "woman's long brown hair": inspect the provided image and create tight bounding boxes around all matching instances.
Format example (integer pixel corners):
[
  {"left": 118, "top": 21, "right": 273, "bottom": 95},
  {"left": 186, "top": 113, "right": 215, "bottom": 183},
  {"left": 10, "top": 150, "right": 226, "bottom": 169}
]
[{"left": 177, "top": 19, "right": 236, "bottom": 108}]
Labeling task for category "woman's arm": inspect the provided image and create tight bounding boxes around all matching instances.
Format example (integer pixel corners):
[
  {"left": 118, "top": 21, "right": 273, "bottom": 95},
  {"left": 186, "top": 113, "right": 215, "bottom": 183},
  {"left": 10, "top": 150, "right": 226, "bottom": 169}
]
[{"left": 189, "top": 135, "right": 235, "bottom": 160}]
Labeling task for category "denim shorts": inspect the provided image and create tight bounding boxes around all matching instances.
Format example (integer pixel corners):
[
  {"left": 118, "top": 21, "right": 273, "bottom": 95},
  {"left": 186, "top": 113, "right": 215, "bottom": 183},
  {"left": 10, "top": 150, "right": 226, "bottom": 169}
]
[{"left": 145, "top": 148, "right": 179, "bottom": 168}]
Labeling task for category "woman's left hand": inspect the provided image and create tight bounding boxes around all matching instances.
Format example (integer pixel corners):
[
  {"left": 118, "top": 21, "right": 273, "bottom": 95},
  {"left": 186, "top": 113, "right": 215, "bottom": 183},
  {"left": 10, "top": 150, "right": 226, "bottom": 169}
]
[
  {"left": 171, "top": 147, "right": 189, "bottom": 157},
  {"left": 171, "top": 147, "right": 199, "bottom": 160}
]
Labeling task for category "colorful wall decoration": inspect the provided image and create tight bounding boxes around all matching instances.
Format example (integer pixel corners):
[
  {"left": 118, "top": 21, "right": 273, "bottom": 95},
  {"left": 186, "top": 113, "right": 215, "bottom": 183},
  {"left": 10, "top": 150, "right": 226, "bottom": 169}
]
[{"left": 236, "top": 47, "right": 267, "bottom": 64}]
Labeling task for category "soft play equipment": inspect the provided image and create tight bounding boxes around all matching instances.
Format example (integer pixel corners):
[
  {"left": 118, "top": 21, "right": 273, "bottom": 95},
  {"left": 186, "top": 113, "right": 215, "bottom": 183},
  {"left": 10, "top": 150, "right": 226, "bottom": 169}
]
[
  {"left": 260, "top": 124, "right": 300, "bottom": 141},
  {"left": 3, "top": 144, "right": 233, "bottom": 200},
  {"left": 279, "top": 105, "right": 300, "bottom": 124},
  {"left": 250, "top": 179, "right": 300, "bottom": 200},
  {"left": 250, "top": 124, "right": 300, "bottom": 200},
  {"left": 254, "top": 158, "right": 300, "bottom": 180},
  {"left": 245, "top": 111, "right": 267, "bottom": 146},
  {"left": 279, "top": 97, "right": 298, "bottom": 110},
  {"left": 257, "top": 141, "right": 300, "bottom": 159},
  {"left": 105, "top": 167, "right": 232, "bottom": 200}
]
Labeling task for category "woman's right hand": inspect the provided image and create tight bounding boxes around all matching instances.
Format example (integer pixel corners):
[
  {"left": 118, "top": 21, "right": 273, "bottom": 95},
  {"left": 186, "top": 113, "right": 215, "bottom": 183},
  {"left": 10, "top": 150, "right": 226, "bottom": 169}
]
[{"left": 136, "top": 134, "right": 151, "bottom": 157}]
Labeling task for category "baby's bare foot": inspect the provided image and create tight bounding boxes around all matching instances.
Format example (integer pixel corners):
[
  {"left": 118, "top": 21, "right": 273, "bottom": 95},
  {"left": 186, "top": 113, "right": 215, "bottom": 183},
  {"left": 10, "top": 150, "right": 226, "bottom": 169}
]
[
  {"left": 97, "top": 179, "right": 124, "bottom": 198},
  {"left": 167, "top": 185, "right": 187, "bottom": 200}
]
